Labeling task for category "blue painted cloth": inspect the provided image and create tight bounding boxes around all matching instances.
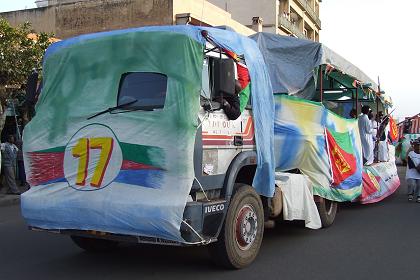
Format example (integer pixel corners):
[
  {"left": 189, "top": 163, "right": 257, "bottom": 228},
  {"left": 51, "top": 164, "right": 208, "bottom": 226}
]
[
  {"left": 23, "top": 26, "right": 275, "bottom": 244},
  {"left": 45, "top": 25, "right": 276, "bottom": 198}
]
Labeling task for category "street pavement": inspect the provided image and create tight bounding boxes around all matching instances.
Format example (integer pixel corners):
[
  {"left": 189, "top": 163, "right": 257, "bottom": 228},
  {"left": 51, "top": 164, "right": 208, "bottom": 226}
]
[
  {"left": 0, "top": 166, "right": 419, "bottom": 280},
  {"left": 0, "top": 185, "right": 28, "bottom": 207}
]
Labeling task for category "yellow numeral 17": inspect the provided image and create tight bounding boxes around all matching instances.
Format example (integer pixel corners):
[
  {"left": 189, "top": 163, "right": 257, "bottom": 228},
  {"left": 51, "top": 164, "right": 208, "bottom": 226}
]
[{"left": 71, "top": 137, "right": 114, "bottom": 187}]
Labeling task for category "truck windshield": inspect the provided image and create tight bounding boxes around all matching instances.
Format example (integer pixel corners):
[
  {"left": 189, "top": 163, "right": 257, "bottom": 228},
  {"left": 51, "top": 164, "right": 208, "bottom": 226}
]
[{"left": 117, "top": 72, "right": 168, "bottom": 110}]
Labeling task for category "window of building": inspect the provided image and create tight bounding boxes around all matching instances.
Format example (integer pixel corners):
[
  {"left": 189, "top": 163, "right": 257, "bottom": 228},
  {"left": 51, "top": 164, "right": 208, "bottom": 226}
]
[{"left": 117, "top": 72, "right": 168, "bottom": 110}]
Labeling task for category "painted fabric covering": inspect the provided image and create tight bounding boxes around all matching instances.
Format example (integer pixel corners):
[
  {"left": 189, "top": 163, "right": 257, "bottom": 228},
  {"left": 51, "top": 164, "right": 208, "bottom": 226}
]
[
  {"left": 47, "top": 25, "right": 275, "bottom": 197},
  {"left": 358, "top": 146, "right": 400, "bottom": 204},
  {"left": 22, "top": 29, "right": 204, "bottom": 242},
  {"left": 274, "top": 95, "right": 363, "bottom": 202},
  {"left": 22, "top": 25, "right": 275, "bottom": 242}
]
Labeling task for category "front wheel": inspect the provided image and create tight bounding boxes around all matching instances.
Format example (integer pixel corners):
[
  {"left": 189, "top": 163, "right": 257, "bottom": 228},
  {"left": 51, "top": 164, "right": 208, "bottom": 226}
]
[
  {"left": 70, "top": 235, "right": 119, "bottom": 252},
  {"left": 316, "top": 197, "right": 337, "bottom": 228},
  {"left": 208, "top": 184, "right": 264, "bottom": 269}
]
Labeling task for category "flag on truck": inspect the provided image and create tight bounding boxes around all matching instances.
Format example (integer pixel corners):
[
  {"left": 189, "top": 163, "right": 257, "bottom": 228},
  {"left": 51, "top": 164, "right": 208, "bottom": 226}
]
[{"left": 388, "top": 117, "right": 399, "bottom": 143}]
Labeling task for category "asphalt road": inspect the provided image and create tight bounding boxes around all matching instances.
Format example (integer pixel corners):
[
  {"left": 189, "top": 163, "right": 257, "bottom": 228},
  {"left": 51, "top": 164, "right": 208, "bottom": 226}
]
[{"left": 1, "top": 166, "right": 419, "bottom": 280}]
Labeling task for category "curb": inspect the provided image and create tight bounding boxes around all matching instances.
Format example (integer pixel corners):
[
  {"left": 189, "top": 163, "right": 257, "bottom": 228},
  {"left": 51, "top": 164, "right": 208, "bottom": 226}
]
[{"left": 0, "top": 195, "right": 21, "bottom": 207}]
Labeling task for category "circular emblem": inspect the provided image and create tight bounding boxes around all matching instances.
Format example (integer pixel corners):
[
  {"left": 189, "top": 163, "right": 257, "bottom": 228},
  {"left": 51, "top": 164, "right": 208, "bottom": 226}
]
[{"left": 63, "top": 124, "right": 123, "bottom": 191}]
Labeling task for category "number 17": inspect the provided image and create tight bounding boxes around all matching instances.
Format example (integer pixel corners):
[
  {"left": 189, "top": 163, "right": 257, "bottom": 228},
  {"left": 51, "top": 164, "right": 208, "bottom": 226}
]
[{"left": 72, "top": 137, "right": 114, "bottom": 187}]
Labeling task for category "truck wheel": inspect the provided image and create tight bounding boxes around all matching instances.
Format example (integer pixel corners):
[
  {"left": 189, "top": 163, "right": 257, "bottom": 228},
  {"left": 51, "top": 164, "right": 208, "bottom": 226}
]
[
  {"left": 208, "top": 184, "right": 264, "bottom": 269},
  {"left": 316, "top": 197, "right": 337, "bottom": 228},
  {"left": 70, "top": 236, "right": 119, "bottom": 252}
]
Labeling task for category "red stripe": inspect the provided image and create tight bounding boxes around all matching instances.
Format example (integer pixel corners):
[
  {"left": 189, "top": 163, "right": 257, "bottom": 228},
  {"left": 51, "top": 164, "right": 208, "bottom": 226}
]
[
  {"left": 27, "top": 152, "right": 64, "bottom": 186},
  {"left": 203, "top": 138, "right": 255, "bottom": 146},
  {"left": 202, "top": 140, "right": 231, "bottom": 146},
  {"left": 121, "top": 160, "right": 162, "bottom": 170},
  {"left": 413, "top": 119, "right": 420, "bottom": 133}
]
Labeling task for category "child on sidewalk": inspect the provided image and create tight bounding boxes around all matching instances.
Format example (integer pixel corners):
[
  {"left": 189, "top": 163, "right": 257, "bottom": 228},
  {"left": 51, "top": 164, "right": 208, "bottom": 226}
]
[{"left": 406, "top": 138, "right": 420, "bottom": 202}]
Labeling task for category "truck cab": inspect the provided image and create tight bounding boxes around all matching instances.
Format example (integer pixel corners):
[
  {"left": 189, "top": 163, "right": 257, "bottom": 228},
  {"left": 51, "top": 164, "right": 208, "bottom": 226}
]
[{"left": 21, "top": 26, "right": 272, "bottom": 269}]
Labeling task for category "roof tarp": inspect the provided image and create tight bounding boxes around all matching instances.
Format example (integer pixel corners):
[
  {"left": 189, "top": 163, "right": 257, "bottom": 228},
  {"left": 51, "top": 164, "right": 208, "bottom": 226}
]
[{"left": 250, "top": 33, "right": 378, "bottom": 98}]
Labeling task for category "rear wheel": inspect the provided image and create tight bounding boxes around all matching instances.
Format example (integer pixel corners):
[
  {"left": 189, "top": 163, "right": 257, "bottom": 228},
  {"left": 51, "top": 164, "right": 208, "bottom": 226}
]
[
  {"left": 208, "top": 184, "right": 264, "bottom": 269},
  {"left": 316, "top": 197, "right": 337, "bottom": 228},
  {"left": 70, "top": 235, "right": 119, "bottom": 252}
]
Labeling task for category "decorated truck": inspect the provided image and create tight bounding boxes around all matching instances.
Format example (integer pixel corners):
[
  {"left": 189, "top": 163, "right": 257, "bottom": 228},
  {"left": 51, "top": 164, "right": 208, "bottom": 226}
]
[
  {"left": 22, "top": 26, "right": 399, "bottom": 269},
  {"left": 396, "top": 114, "right": 420, "bottom": 164}
]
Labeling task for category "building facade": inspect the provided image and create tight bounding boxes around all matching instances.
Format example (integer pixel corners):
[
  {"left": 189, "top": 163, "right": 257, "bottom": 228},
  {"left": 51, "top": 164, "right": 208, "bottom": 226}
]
[
  {"left": 1, "top": 0, "right": 255, "bottom": 39},
  {"left": 208, "top": 0, "right": 321, "bottom": 41}
]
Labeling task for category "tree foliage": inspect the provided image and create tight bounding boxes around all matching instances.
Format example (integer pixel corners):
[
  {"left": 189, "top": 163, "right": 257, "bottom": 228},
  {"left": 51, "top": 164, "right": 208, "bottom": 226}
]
[{"left": 0, "top": 18, "right": 54, "bottom": 94}]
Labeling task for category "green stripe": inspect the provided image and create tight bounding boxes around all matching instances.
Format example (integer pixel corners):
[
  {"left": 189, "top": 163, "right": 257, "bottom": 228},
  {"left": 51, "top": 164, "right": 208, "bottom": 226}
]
[
  {"left": 33, "top": 143, "right": 164, "bottom": 168},
  {"left": 313, "top": 185, "right": 362, "bottom": 202},
  {"left": 35, "top": 146, "right": 66, "bottom": 153},
  {"left": 120, "top": 142, "right": 165, "bottom": 168},
  {"left": 328, "top": 129, "right": 354, "bottom": 154}
]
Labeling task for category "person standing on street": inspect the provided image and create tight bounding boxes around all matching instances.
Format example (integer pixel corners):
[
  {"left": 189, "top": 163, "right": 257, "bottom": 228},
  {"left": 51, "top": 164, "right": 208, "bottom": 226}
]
[
  {"left": 406, "top": 138, "right": 420, "bottom": 202},
  {"left": 1, "top": 135, "right": 20, "bottom": 195}
]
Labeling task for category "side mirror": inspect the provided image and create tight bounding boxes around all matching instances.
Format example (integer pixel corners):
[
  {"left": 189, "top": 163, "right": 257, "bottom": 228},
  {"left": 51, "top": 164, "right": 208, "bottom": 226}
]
[{"left": 212, "top": 58, "right": 235, "bottom": 97}]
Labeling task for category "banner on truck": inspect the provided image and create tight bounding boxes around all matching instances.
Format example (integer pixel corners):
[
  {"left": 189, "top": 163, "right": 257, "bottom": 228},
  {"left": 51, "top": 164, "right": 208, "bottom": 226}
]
[
  {"left": 359, "top": 157, "right": 400, "bottom": 204},
  {"left": 22, "top": 28, "right": 205, "bottom": 242},
  {"left": 273, "top": 95, "right": 363, "bottom": 202},
  {"left": 21, "top": 25, "right": 275, "bottom": 243}
]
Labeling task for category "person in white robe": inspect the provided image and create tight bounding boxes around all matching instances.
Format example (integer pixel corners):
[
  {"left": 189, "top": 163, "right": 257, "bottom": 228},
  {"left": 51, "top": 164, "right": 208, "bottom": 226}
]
[
  {"left": 377, "top": 115, "right": 390, "bottom": 162},
  {"left": 358, "top": 105, "right": 374, "bottom": 165}
]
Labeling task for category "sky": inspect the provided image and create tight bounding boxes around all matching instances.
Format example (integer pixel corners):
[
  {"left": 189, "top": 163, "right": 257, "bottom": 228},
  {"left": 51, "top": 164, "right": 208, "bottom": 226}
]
[
  {"left": 0, "top": 0, "right": 36, "bottom": 12},
  {"left": 0, "top": 0, "right": 418, "bottom": 119},
  {"left": 321, "top": 0, "right": 419, "bottom": 119}
]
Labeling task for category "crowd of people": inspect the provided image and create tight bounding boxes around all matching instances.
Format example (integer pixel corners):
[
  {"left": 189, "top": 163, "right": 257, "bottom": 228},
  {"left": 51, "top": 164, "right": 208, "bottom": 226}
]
[
  {"left": 357, "top": 105, "right": 390, "bottom": 165},
  {"left": 0, "top": 134, "right": 26, "bottom": 195},
  {"left": 355, "top": 104, "right": 420, "bottom": 203}
]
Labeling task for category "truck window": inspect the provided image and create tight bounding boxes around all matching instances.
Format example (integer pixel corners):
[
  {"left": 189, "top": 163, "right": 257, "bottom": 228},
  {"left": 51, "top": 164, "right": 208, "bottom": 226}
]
[{"left": 117, "top": 72, "right": 167, "bottom": 110}]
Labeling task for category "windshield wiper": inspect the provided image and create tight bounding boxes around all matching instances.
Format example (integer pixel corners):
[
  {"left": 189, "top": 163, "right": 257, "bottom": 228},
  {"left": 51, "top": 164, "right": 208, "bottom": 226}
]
[{"left": 87, "top": 99, "right": 138, "bottom": 120}]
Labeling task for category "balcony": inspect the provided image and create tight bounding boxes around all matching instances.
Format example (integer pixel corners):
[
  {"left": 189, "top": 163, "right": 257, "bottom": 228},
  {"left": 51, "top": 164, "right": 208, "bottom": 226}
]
[
  {"left": 278, "top": 16, "right": 306, "bottom": 39},
  {"left": 294, "top": 0, "right": 321, "bottom": 28}
]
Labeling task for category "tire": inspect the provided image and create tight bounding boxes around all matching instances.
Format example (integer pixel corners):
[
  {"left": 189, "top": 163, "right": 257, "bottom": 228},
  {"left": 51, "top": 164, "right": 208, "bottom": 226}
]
[
  {"left": 70, "top": 235, "right": 119, "bottom": 252},
  {"left": 208, "top": 184, "right": 264, "bottom": 269},
  {"left": 316, "top": 197, "right": 338, "bottom": 228}
]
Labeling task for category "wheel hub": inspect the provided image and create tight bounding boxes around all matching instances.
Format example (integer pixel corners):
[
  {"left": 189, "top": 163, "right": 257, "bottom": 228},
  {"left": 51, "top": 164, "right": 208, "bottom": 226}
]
[{"left": 235, "top": 205, "right": 258, "bottom": 250}]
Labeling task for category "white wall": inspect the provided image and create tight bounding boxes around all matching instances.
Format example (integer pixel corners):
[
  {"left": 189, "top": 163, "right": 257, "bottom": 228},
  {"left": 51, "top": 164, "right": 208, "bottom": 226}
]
[
  {"left": 173, "top": 0, "right": 255, "bottom": 36},
  {"left": 208, "top": 0, "right": 277, "bottom": 28}
]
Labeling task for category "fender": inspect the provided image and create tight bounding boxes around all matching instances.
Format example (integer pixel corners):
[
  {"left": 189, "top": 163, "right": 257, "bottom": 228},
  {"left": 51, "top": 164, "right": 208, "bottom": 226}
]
[{"left": 222, "top": 150, "right": 257, "bottom": 200}]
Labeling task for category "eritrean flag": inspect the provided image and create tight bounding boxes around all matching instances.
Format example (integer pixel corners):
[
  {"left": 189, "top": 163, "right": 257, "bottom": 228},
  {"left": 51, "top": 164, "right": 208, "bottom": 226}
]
[
  {"left": 389, "top": 117, "right": 399, "bottom": 143},
  {"left": 26, "top": 142, "right": 165, "bottom": 189},
  {"left": 361, "top": 169, "right": 381, "bottom": 198},
  {"left": 222, "top": 48, "right": 251, "bottom": 112},
  {"left": 236, "top": 62, "right": 251, "bottom": 112},
  {"left": 326, "top": 129, "right": 358, "bottom": 186}
]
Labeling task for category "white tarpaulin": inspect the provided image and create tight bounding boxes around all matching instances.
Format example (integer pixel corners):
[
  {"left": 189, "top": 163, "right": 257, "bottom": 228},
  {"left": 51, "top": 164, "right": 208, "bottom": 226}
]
[{"left": 275, "top": 172, "right": 321, "bottom": 229}]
